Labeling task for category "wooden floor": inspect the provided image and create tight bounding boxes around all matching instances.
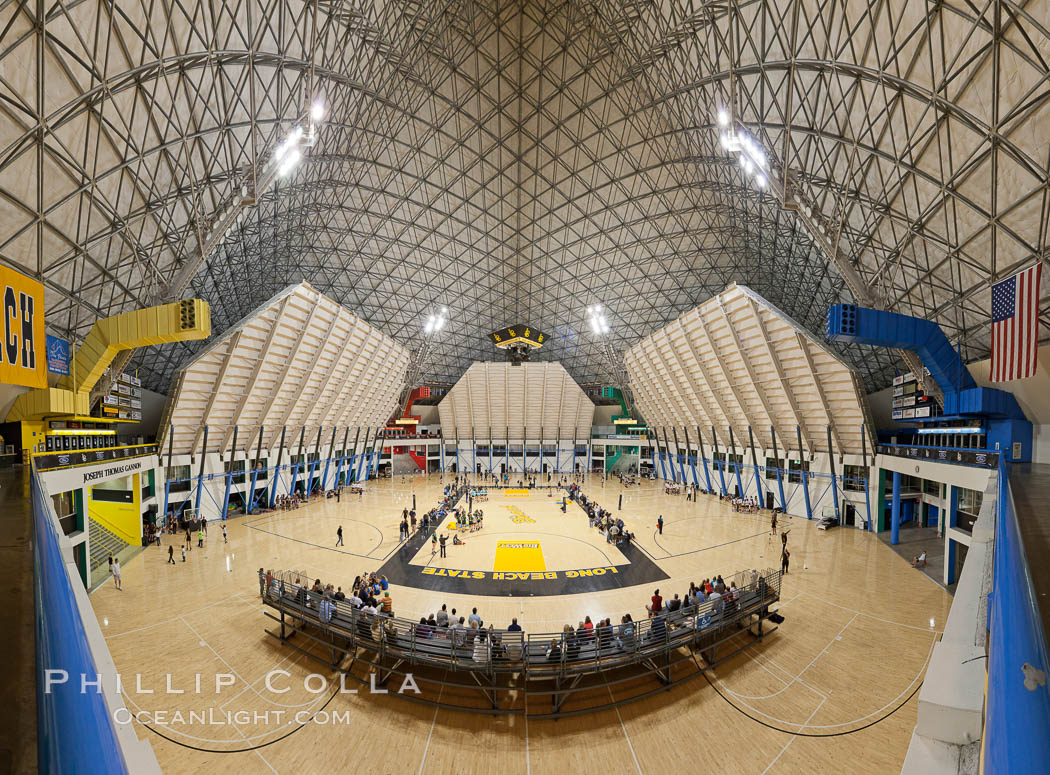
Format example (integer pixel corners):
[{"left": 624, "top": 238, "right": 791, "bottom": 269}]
[{"left": 92, "top": 473, "right": 952, "bottom": 774}]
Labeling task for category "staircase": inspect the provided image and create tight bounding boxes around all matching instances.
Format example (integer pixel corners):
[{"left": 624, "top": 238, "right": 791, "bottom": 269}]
[
  {"left": 88, "top": 519, "right": 131, "bottom": 575},
  {"left": 407, "top": 449, "right": 427, "bottom": 471},
  {"left": 390, "top": 453, "right": 421, "bottom": 476}
]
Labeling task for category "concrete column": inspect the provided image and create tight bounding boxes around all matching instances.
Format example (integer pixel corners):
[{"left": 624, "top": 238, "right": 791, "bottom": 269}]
[
  {"left": 945, "top": 485, "right": 960, "bottom": 585},
  {"left": 891, "top": 470, "right": 902, "bottom": 545}
]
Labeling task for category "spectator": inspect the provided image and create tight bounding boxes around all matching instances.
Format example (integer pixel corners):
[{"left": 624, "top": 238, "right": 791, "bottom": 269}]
[
  {"left": 468, "top": 607, "right": 482, "bottom": 628},
  {"left": 436, "top": 604, "right": 449, "bottom": 626},
  {"left": 649, "top": 588, "right": 663, "bottom": 616},
  {"left": 472, "top": 631, "right": 491, "bottom": 663},
  {"left": 667, "top": 593, "right": 681, "bottom": 613},
  {"left": 507, "top": 617, "right": 522, "bottom": 632}
]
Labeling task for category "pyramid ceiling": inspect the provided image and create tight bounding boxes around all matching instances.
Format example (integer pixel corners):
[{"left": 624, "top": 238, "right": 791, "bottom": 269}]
[{"left": 2, "top": 0, "right": 1047, "bottom": 394}]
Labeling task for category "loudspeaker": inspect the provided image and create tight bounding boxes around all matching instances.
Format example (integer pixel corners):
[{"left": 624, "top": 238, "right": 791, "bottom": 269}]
[{"left": 179, "top": 299, "right": 197, "bottom": 330}]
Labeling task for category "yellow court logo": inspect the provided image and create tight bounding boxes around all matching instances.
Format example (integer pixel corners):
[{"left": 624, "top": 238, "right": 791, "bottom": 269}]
[
  {"left": 504, "top": 506, "right": 535, "bottom": 524},
  {"left": 504, "top": 488, "right": 530, "bottom": 496}
]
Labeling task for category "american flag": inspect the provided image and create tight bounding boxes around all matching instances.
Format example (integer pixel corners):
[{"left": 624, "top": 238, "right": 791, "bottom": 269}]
[{"left": 990, "top": 264, "right": 1042, "bottom": 382}]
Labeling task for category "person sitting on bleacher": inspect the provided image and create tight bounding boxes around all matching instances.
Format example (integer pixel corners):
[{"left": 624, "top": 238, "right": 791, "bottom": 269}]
[
  {"left": 545, "top": 639, "right": 562, "bottom": 662},
  {"left": 615, "top": 614, "right": 635, "bottom": 651},
  {"left": 319, "top": 596, "right": 335, "bottom": 624},
  {"left": 472, "top": 631, "right": 491, "bottom": 663},
  {"left": 451, "top": 617, "right": 469, "bottom": 648}
]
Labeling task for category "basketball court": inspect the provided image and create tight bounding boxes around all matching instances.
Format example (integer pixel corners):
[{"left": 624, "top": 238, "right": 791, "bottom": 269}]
[{"left": 91, "top": 474, "right": 951, "bottom": 774}]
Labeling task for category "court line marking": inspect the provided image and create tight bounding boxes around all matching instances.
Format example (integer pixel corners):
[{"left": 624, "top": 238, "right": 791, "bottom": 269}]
[
  {"left": 713, "top": 630, "right": 938, "bottom": 730},
  {"left": 180, "top": 617, "right": 320, "bottom": 712},
  {"left": 104, "top": 591, "right": 246, "bottom": 639},
  {"left": 607, "top": 686, "right": 644, "bottom": 775},
  {"left": 417, "top": 675, "right": 446, "bottom": 775},
  {"left": 652, "top": 527, "right": 770, "bottom": 559},
  {"left": 761, "top": 696, "right": 827, "bottom": 774},
  {"left": 800, "top": 591, "right": 945, "bottom": 633},
  {"left": 405, "top": 530, "right": 624, "bottom": 569}
]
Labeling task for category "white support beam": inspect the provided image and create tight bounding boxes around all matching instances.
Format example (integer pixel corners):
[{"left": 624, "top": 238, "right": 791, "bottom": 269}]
[
  {"left": 254, "top": 299, "right": 325, "bottom": 451},
  {"left": 796, "top": 332, "right": 845, "bottom": 458},
  {"left": 223, "top": 295, "right": 292, "bottom": 452},
  {"left": 676, "top": 316, "right": 746, "bottom": 441},
  {"left": 192, "top": 330, "right": 243, "bottom": 456},
  {"left": 271, "top": 306, "right": 343, "bottom": 438},
  {"left": 656, "top": 328, "right": 714, "bottom": 430},
  {"left": 692, "top": 307, "right": 762, "bottom": 443},
  {"left": 299, "top": 316, "right": 365, "bottom": 431},
  {"left": 745, "top": 298, "right": 812, "bottom": 455},
  {"left": 714, "top": 299, "right": 779, "bottom": 450},
  {"left": 635, "top": 341, "right": 693, "bottom": 431}
]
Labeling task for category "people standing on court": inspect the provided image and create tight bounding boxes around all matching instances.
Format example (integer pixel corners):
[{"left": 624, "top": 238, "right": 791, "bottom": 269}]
[
  {"left": 770, "top": 511, "right": 778, "bottom": 535},
  {"left": 222, "top": 524, "right": 228, "bottom": 544},
  {"left": 259, "top": 568, "right": 266, "bottom": 597},
  {"left": 111, "top": 557, "right": 122, "bottom": 590},
  {"left": 181, "top": 544, "right": 187, "bottom": 562},
  {"left": 657, "top": 515, "right": 664, "bottom": 534},
  {"left": 781, "top": 547, "right": 790, "bottom": 574},
  {"left": 439, "top": 533, "right": 447, "bottom": 558},
  {"left": 201, "top": 516, "right": 208, "bottom": 535},
  {"left": 197, "top": 527, "right": 204, "bottom": 547},
  {"left": 336, "top": 525, "right": 344, "bottom": 546},
  {"left": 168, "top": 545, "right": 175, "bottom": 564}
]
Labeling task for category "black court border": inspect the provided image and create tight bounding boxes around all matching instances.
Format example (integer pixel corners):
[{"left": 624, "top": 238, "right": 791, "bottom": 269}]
[{"left": 375, "top": 487, "right": 669, "bottom": 597}]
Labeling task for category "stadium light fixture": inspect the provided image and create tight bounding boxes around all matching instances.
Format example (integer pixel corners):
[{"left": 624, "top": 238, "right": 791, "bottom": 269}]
[
  {"left": 311, "top": 101, "right": 325, "bottom": 122},
  {"left": 278, "top": 148, "right": 301, "bottom": 176}
]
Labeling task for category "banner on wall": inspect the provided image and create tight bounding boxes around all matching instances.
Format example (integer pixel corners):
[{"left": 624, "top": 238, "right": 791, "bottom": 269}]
[
  {"left": 46, "top": 335, "right": 69, "bottom": 375},
  {"left": 0, "top": 266, "right": 46, "bottom": 388}
]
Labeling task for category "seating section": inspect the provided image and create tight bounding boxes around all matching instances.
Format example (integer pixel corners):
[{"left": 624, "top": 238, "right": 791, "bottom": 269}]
[
  {"left": 625, "top": 283, "right": 873, "bottom": 456},
  {"left": 438, "top": 361, "right": 595, "bottom": 439},
  {"left": 262, "top": 566, "right": 780, "bottom": 675}
]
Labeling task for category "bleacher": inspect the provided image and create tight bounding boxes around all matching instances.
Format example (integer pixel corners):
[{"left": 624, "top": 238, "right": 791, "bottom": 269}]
[{"left": 261, "top": 566, "right": 781, "bottom": 716}]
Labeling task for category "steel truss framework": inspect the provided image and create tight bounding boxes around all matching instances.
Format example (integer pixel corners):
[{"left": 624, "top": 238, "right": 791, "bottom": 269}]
[{"left": 1, "top": 0, "right": 1048, "bottom": 394}]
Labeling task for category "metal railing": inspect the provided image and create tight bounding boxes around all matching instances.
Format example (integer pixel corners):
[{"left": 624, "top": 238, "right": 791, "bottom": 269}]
[
  {"left": 261, "top": 567, "right": 781, "bottom": 716},
  {"left": 983, "top": 458, "right": 1050, "bottom": 773}
]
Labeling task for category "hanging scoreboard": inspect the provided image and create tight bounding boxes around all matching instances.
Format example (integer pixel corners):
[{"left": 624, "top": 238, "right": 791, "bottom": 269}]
[{"left": 490, "top": 325, "right": 548, "bottom": 349}]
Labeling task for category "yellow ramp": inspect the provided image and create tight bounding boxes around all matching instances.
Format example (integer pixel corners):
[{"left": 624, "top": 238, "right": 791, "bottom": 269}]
[{"left": 493, "top": 541, "right": 545, "bottom": 572}]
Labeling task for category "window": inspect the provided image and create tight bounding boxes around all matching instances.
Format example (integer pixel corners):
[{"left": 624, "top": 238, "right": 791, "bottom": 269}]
[
  {"left": 224, "top": 460, "right": 246, "bottom": 484},
  {"left": 250, "top": 458, "right": 268, "bottom": 478},
  {"left": 787, "top": 459, "right": 809, "bottom": 483},
  {"left": 765, "top": 457, "right": 783, "bottom": 480},
  {"left": 168, "top": 464, "right": 192, "bottom": 492},
  {"left": 922, "top": 479, "right": 942, "bottom": 497},
  {"left": 958, "top": 487, "right": 982, "bottom": 515},
  {"left": 843, "top": 465, "right": 868, "bottom": 492}
]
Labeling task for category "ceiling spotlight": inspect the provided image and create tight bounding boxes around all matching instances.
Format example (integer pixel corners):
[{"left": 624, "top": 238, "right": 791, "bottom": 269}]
[
  {"left": 311, "top": 101, "right": 325, "bottom": 121},
  {"left": 278, "top": 149, "right": 301, "bottom": 176},
  {"left": 755, "top": 173, "right": 767, "bottom": 188},
  {"left": 719, "top": 133, "right": 729, "bottom": 150},
  {"left": 717, "top": 109, "right": 728, "bottom": 127},
  {"left": 441, "top": 307, "right": 448, "bottom": 315},
  {"left": 742, "top": 158, "right": 753, "bottom": 175}
]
